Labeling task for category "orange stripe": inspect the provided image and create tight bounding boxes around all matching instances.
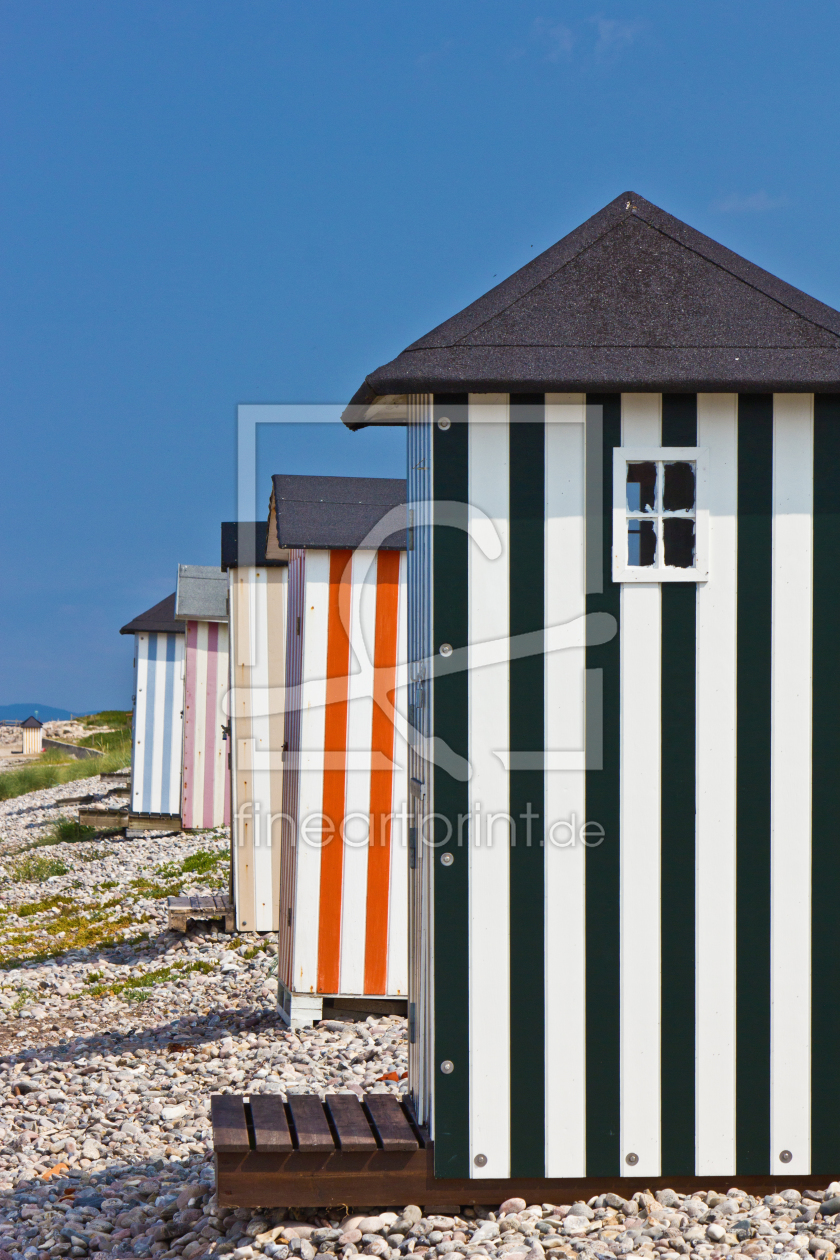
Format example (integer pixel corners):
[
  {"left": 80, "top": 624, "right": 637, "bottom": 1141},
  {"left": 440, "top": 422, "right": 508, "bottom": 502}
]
[
  {"left": 316, "top": 550, "right": 352, "bottom": 993},
  {"left": 364, "top": 550, "right": 401, "bottom": 994}
]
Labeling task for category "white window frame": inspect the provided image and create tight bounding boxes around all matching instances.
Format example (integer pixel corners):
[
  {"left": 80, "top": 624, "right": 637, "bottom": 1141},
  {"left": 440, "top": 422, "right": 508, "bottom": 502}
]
[{"left": 612, "top": 446, "right": 709, "bottom": 583}]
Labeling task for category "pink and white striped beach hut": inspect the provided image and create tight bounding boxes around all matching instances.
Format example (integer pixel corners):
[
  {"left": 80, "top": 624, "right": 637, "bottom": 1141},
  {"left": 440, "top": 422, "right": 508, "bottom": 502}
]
[{"left": 175, "top": 565, "right": 231, "bottom": 830}]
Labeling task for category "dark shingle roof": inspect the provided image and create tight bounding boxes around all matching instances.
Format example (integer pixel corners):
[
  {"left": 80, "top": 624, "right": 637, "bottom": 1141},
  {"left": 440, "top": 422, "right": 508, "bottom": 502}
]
[
  {"left": 119, "top": 593, "right": 184, "bottom": 636},
  {"left": 271, "top": 475, "right": 407, "bottom": 550},
  {"left": 220, "top": 522, "right": 285, "bottom": 570},
  {"left": 343, "top": 191, "right": 840, "bottom": 425}
]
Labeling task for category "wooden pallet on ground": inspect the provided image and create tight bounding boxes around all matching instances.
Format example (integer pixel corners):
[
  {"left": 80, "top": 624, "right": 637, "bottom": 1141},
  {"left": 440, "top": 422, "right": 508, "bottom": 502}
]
[
  {"left": 168, "top": 894, "right": 234, "bottom": 934},
  {"left": 213, "top": 1093, "right": 840, "bottom": 1208},
  {"left": 78, "top": 808, "right": 183, "bottom": 833}
]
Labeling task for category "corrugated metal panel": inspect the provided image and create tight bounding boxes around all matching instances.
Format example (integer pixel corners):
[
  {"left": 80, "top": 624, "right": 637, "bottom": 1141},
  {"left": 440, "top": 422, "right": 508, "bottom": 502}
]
[
  {"left": 228, "top": 565, "right": 287, "bottom": 932},
  {"left": 281, "top": 546, "right": 409, "bottom": 999},
  {"left": 130, "top": 632, "right": 184, "bottom": 815},
  {"left": 21, "top": 726, "right": 42, "bottom": 755},
  {"left": 421, "top": 389, "right": 840, "bottom": 1179},
  {"left": 182, "top": 619, "right": 231, "bottom": 829}
]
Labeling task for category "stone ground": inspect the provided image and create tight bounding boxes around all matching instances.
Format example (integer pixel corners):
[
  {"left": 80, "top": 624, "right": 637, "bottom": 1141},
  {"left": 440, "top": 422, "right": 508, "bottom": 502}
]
[{"left": 0, "top": 780, "right": 838, "bottom": 1260}]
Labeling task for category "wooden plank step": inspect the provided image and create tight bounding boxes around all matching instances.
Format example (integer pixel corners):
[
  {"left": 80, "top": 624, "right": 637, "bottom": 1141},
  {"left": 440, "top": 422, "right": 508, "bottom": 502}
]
[
  {"left": 249, "top": 1096, "right": 293, "bottom": 1152},
  {"left": 286, "top": 1095, "right": 335, "bottom": 1151},
  {"left": 211, "top": 1095, "right": 250, "bottom": 1152},
  {"left": 364, "top": 1093, "right": 419, "bottom": 1150},
  {"left": 325, "top": 1093, "right": 378, "bottom": 1151},
  {"left": 78, "top": 808, "right": 129, "bottom": 828}
]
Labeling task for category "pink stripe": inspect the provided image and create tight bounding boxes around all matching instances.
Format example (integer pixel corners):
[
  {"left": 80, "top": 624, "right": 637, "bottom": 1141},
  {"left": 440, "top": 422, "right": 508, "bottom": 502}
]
[
  {"left": 182, "top": 621, "right": 199, "bottom": 828},
  {"left": 203, "top": 621, "right": 219, "bottom": 827}
]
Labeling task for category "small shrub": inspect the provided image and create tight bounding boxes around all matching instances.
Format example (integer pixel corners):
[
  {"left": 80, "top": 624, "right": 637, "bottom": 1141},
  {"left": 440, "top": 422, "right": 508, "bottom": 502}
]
[
  {"left": 52, "top": 820, "right": 97, "bottom": 844},
  {"left": 180, "top": 850, "right": 225, "bottom": 875}
]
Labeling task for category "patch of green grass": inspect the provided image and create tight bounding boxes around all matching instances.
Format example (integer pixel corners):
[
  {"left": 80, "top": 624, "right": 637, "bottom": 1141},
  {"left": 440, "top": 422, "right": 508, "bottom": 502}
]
[
  {"left": 180, "top": 849, "right": 225, "bottom": 875},
  {"left": 78, "top": 711, "right": 132, "bottom": 730},
  {"left": 129, "top": 876, "right": 182, "bottom": 899},
  {"left": 11, "top": 856, "right": 70, "bottom": 883},
  {"left": 99, "top": 881, "right": 118, "bottom": 891},
  {"left": 17, "top": 893, "right": 75, "bottom": 916},
  {"left": 0, "top": 745, "right": 131, "bottom": 803},
  {"left": 52, "top": 819, "right": 98, "bottom": 844},
  {"left": 85, "top": 971, "right": 104, "bottom": 984},
  {"left": 125, "top": 988, "right": 151, "bottom": 1002},
  {"left": 82, "top": 958, "right": 213, "bottom": 1000}
]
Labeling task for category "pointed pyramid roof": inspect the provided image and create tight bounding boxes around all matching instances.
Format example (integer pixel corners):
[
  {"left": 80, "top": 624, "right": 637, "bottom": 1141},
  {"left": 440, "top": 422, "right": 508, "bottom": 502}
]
[
  {"left": 119, "top": 592, "right": 183, "bottom": 636},
  {"left": 344, "top": 192, "right": 840, "bottom": 424}
]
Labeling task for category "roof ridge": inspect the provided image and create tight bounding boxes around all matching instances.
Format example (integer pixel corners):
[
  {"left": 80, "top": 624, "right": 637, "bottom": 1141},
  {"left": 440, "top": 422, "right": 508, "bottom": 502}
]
[
  {"left": 408, "top": 192, "right": 840, "bottom": 352},
  {"left": 451, "top": 205, "right": 840, "bottom": 349}
]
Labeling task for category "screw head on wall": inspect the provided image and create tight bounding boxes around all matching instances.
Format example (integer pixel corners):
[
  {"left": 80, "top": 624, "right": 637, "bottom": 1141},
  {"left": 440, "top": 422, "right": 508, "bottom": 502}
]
[
  {"left": 779, "top": 1149, "right": 793, "bottom": 1164},
  {"left": 438, "top": 417, "right": 451, "bottom": 430},
  {"left": 440, "top": 1060, "right": 454, "bottom": 1074},
  {"left": 441, "top": 852, "right": 454, "bottom": 866},
  {"left": 625, "top": 1152, "right": 639, "bottom": 1166},
  {"left": 473, "top": 1153, "right": 487, "bottom": 1167},
  {"left": 439, "top": 643, "right": 453, "bottom": 657}
]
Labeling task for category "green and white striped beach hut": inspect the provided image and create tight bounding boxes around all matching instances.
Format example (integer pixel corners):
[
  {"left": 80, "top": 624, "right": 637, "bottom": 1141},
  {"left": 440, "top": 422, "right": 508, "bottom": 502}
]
[{"left": 343, "top": 192, "right": 840, "bottom": 1183}]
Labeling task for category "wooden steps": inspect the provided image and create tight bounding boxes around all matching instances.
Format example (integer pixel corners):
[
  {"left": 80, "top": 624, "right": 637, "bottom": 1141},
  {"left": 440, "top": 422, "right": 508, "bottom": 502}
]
[
  {"left": 213, "top": 1093, "right": 840, "bottom": 1208},
  {"left": 167, "top": 894, "right": 234, "bottom": 934},
  {"left": 213, "top": 1092, "right": 429, "bottom": 1207}
]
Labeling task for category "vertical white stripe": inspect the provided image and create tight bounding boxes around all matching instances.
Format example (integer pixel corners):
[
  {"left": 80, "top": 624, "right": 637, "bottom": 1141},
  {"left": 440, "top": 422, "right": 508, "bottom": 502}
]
[
  {"left": 249, "top": 570, "right": 274, "bottom": 930},
  {"left": 620, "top": 393, "right": 662, "bottom": 1176},
  {"left": 696, "top": 394, "right": 738, "bottom": 1174},
  {"left": 771, "top": 393, "right": 813, "bottom": 1175},
  {"left": 387, "top": 550, "right": 410, "bottom": 997},
  {"left": 294, "top": 550, "right": 331, "bottom": 992},
  {"left": 467, "top": 394, "right": 510, "bottom": 1178},
  {"left": 170, "top": 635, "right": 185, "bottom": 815},
  {"left": 150, "top": 635, "right": 167, "bottom": 813},
  {"left": 341, "top": 550, "right": 377, "bottom": 994},
  {"left": 193, "top": 621, "right": 210, "bottom": 828},
  {"left": 543, "top": 394, "right": 587, "bottom": 1176}
]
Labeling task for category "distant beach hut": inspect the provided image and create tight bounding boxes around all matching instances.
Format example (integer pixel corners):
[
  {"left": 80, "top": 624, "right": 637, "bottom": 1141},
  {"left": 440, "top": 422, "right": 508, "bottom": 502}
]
[
  {"left": 20, "top": 716, "right": 42, "bottom": 755},
  {"left": 175, "top": 565, "right": 231, "bottom": 831},
  {"left": 221, "top": 521, "right": 288, "bottom": 935},
  {"left": 120, "top": 593, "right": 185, "bottom": 819}
]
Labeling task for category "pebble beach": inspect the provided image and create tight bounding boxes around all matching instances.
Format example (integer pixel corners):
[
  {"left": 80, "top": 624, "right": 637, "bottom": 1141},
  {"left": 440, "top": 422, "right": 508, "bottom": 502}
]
[{"left": 0, "top": 777, "right": 838, "bottom": 1260}]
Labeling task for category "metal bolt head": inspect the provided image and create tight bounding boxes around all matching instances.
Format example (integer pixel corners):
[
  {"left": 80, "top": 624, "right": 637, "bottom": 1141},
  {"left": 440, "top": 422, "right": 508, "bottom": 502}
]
[
  {"left": 441, "top": 852, "right": 454, "bottom": 866},
  {"left": 473, "top": 1153, "right": 487, "bottom": 1167},
  {"left": 439, "top": 643, "right": 453, "bottom": 657},
  {"left": 779, "top": 1149, "right": 793, "bottom": 1164},
  {"left": 437, "top": 417, "right": 451, "bottom": 430},
  {"left": 440, "top": 1059, "right": 454, "bottom": 1074},
  {"left": 625, "top": 1151, "right": 639, "bottom": 1166}
]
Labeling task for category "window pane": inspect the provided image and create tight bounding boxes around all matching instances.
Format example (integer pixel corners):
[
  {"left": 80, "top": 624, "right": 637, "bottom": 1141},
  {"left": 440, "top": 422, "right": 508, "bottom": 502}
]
[
  {"left": 627, "top": 462, "right": 657, "bottom": 513},
  {"left": 628, "top": 519, "right": 657, "bottom": 567},
  {"left": 664, "top": 518, "right": 695, "bottom": 568},
  {"left": 663, "top": 461, "right": 695, "bottom": 512}
]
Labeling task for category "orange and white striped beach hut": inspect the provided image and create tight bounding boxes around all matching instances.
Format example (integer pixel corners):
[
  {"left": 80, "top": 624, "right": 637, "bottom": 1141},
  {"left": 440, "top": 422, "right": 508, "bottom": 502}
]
[{"left": 249, "top": 475, "right": 409, "bottom": 1026}]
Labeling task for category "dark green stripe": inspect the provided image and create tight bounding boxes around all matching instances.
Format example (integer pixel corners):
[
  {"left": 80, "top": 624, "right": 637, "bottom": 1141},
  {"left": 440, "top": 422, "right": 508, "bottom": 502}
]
[
  {"left": 811, "top": 394, "right": 840, "bottom": 1172},
  {"left": 432, "top": 394, "right": 470, "bottom": 1177},
  {"left": 585, "top": 394, "right": 622, "bottom": 1175},
  {"left": 660, "top": 394, "right": 697, "bottom": 1176},
  {"left": 508, "top": 395, "right": 545, "bottom": 1177},
  {"left": 735, "top": 393, "right": 773, "bottom": 1175}
]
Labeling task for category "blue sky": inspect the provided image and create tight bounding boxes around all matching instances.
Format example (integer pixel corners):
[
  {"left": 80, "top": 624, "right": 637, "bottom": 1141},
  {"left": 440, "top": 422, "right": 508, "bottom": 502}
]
[{"left": 3, "top": 0, "right": 840, "bottom": 710}]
